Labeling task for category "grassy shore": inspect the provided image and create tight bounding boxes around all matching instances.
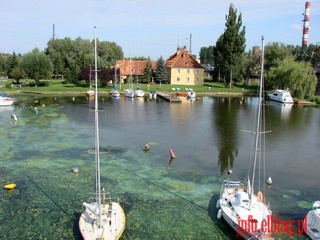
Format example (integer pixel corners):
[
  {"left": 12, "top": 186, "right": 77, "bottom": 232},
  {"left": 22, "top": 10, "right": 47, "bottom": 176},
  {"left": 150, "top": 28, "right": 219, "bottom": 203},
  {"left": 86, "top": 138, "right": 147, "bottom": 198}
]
[
  {"left": 1, "top": 79, "right": 319, "bottom": 105},
  {"left": 1, "top": 79, "right": 256, "bottom": 96}
]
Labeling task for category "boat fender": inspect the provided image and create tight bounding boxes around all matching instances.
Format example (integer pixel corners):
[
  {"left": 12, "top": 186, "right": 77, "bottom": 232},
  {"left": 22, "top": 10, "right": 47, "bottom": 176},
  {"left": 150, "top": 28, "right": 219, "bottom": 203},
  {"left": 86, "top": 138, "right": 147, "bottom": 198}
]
[
  {"left": 143, "top": 144, "right": 150, "bottom": 152},
  {"left": 257, "top": 191, "right": 263, "bottom": 202},
  {"left": 169, "top": 148, "right": 176, "bottom": 158},
  {"left": 216, "top": 200, "right": 220, "bottom": 209},
  {"left": 217, "top": 209, "right": 222, "bottom": 219}
]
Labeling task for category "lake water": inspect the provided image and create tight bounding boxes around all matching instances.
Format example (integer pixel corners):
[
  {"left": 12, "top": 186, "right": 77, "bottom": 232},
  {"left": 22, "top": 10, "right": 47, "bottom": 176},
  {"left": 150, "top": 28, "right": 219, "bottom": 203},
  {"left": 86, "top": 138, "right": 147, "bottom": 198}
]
[{"left": 0, "top": 93, "right": 319, "bottom": 239}]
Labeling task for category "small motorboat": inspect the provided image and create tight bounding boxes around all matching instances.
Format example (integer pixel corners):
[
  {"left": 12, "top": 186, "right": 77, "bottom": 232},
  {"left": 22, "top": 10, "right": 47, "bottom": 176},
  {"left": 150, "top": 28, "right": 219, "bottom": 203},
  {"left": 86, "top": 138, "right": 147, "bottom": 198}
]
[
  {"left": 72, "top": 167, "right": 80, "bottom": 173},
  {"left": 86, "top": 89, "right": 94, "bottom": 97},
  {"left": 134, "top": 88, "right": 145, "bottom": 98},
  {"left": 110, "top": 86, "right": 120, "bottom": 98},
  {"left": 186, "top": 90, "right": 196, "bottom": 100},
  {"left": 304, "top": 201, "right": 320, "bottom": 240},
  {"left": 149, "top": 90, "right": 157, "bottom": 99},
  {"left": 176, "top": 91, "right": 187, "bottom": 97},
  {"left": 268, "top": 89, "right": 294, "bottom": 103},
  {"left": 0, "top": 93, "right": 14, "bottom": 106},
  {"left": 124, "top": 89, "right": 134, "bottom": 98}
]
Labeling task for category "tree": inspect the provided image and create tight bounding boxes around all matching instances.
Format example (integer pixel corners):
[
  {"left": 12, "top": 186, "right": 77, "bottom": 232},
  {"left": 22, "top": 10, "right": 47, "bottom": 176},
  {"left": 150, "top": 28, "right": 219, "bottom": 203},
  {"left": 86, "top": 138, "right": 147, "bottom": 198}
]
[
  {"left": 11, "top": 67, "right": 24, "bottom": 83},
  {"left": 20, "top": 48, "right": 53, "bottom": 85},
  {"left": 212, "top": 4, "right": 246, "bottom": 85},
  {"left": 45, "top": 37, "right": 123, "bottom": 83},
  {"left": 153, "top": 57, "right": 168, "bottom": 84},
  {"left": 266, "top": 57, "right": 317, "bottom": 99},
  {"left": 264, "top": 42, "right": 292, "bottom": 71},
  {"left": 199, "top": 46, "right": 214, "bottom": 65},
  {"left": 243, "top": 50, "right": 260, "bottom": 85},
  {"left": 6, "top": 51, "right": 20, "bottom": 80},
  {"left": 141, "top": 57, "right": 154, "bottom": 83}
]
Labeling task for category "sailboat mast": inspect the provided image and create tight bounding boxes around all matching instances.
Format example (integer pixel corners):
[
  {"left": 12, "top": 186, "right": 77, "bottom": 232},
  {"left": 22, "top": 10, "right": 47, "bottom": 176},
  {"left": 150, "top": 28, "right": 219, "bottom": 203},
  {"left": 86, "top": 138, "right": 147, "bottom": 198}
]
[
  {"left": 94, "top": 26, "right": 102, "bottom": 226},
  {"left": 250, "top": 36, "right": 265, "bottom": 208}
]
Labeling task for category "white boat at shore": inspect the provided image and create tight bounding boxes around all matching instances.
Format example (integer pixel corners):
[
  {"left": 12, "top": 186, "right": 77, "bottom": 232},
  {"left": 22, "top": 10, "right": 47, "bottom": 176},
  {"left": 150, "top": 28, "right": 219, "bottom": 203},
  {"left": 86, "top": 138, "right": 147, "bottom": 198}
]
[
  {"left": 217, "top": 36, "right": 273, "bottom": 240},
  {"left": 110, "top": 86, "right": 120, "bottom": 98},
  {"left": 86, "top": 89, "right": 94, "bottom": 97},
  {"left": 304, "top": 201, "right": 320, "bottom": 240},
  {"left": 268, "top": 89, "right": 294, "bottom": 103},
  {"left": 124, "top": 89, "right": 134, "bottom": 98},
  {"left": 79, "top": 26, "right": 125, "bottom": 240},
  {"left": 186, "top": 90, "right": 196, "bottom": 100},
  {"left": 0, "top": 93, "right": 14, "bottom": 106},
  {"left": 134, "top": 88, "right": 145, "bottom": 98}
]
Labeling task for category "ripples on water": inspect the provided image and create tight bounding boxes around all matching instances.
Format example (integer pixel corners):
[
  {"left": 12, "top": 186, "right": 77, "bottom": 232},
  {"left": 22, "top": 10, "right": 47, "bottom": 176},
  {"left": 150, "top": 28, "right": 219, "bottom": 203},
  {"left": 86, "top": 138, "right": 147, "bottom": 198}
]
[{"left": 0, "top": 95, "right": 317, "bottom": 239}]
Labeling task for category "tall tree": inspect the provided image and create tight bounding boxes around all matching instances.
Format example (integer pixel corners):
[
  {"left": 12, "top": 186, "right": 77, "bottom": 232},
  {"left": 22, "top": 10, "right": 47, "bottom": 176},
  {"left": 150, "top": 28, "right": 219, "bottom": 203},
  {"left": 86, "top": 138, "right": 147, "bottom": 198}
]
[
  {"left": 153, "top": 56, "right": 168, "bottom": 84},
  {"left": 266, "top": 57, "right": 317, "bottom": 99},
  {"left": 141, "top": 57, "right": 154, "bottom": 83},
  {"left": 6, "top": 51, "right": 20, "bottom": 80},
  {"left": 213, "top": 4, "right": 246, "bottom": 85},
  {"left": 20, "top": 48, "right": 53, "bottom": 85},
  {"left": 199, "top": 46, "right": 214, "bottom": 65},
  {"left": 264, "top": 42, "right": 292, "bottom": 71}
]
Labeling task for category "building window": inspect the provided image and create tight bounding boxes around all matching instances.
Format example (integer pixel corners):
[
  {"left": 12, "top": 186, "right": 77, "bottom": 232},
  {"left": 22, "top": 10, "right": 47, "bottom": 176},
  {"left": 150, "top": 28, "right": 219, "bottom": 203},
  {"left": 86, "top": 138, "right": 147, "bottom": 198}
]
[
  {"left": 195, "top": 77, "right": 199, "bottom": 82},
  {"left": 186, "top": 77, "right": 190, "bottom": 82},
  {"left": 187, "top": 69, "right": 190, "bottom": 74},
  {"left": 177, "top": 77, "right": 180, "bottom": 82},
  {"left": 177, "top": 69, "right": 180, "bottom": 73},
  {"left": 195, "top": 69, "right": 199, "bottom": 74}
]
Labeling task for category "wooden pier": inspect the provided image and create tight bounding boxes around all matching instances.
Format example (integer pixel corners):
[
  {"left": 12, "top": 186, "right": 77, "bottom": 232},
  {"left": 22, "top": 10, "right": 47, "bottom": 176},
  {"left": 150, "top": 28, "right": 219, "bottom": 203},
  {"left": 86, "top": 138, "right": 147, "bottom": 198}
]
[{"left": 157, "top": 92, "right": 181, "bottom": 103}]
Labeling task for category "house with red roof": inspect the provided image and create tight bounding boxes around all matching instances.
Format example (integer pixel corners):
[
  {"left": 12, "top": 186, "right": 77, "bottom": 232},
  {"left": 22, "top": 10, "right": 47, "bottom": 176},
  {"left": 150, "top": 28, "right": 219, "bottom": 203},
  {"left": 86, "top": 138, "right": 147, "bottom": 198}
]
[
  {"left": 116, "top": 60, "right": 156, "bottom": 83},
  {"left": 166, "top": 47, "right": 205, "bottom": 85}
]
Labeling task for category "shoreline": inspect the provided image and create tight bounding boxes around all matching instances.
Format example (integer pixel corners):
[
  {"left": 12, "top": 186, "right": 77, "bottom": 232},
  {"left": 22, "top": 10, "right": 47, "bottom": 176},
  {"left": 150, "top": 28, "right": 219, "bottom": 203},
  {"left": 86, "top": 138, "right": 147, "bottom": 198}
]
[{"left": 6, "top": 90, "right": 317, "bottom": 105}]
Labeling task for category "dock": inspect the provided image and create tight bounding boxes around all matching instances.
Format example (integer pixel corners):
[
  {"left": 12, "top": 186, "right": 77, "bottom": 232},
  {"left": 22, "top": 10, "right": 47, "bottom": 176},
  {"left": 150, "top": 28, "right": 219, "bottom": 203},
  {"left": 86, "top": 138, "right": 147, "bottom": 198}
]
[{"left": 157, "top": 92, "right": 181, "bottom": 103}]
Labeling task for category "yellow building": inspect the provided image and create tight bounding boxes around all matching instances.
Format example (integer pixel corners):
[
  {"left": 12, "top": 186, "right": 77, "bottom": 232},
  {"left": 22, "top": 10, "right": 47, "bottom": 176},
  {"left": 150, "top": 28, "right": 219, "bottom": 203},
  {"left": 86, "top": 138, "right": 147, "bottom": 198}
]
[{"left": 166, "top": 47, "right": 205, "bottom": 85}]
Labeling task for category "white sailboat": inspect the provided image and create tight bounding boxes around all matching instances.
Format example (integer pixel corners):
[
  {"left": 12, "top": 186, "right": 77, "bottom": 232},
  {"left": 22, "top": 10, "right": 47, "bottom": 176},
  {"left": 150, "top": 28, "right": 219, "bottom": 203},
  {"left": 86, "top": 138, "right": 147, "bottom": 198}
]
[
  {"left": 216, "top": 36, "right": 273, "bottom": 240},
  {"left": 304, "top": 201, "right": 320, "bottom": 240},
  {"left": 123, "top": 58, "right": 134, "bottom": 98},
  {"left": 79, "top": 26, "right": 125, "bottom": 240}
]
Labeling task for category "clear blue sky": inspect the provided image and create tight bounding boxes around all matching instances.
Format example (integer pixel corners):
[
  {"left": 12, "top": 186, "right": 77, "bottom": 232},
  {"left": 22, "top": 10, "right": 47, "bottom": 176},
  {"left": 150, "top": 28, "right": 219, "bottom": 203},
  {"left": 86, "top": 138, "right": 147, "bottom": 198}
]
[{"left": 1, "top": 0, "right": 319, "bottom": 60}]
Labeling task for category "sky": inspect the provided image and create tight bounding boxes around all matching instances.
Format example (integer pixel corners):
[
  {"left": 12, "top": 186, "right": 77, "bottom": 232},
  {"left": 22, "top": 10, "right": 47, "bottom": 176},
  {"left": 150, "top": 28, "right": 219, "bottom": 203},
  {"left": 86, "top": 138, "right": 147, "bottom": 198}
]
[{"left": 1, "top": 0, "right": 319, "bottom": 60}]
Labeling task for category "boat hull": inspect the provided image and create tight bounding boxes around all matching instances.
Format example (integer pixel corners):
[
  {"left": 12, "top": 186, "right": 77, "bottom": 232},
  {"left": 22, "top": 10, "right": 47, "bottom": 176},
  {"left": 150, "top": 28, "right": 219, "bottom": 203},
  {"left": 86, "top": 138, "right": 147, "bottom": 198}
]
[
  {"left": 268, "top": 90, "right": 294, "bottom": 103},
  {"left": 134, "top": 90, "right": 145, "bottom": 98},
  {"left": 218, "top": 181, "right": 272, "bottom": 239},
  {"left": 0, "top": 93, "right": 14, "bottom": 106},
  {"left": 176, "top": 92, "right": 187, "bottom": 97},
  {"left": 0, "top": 99, "right": 14, "bottom": 106},
  {"left": 79, "top": 201, "right": 125, "bottom": 240},
  {"left": 124, "top": 89, "right": 134, "bottom": 98},
  {"left": 110, "top": 90, "right": 120, "bottom": 98},
  {"left": 304, "top": 206, "right": 320, "bottom": 240}
]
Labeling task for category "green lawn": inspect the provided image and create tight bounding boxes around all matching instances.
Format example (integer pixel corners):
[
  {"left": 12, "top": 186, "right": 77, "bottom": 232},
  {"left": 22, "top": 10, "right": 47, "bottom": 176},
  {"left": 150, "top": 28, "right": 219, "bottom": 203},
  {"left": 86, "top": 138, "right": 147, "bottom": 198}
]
[{"left": 1, "top": 79, "right": 257, "bottom": 96}]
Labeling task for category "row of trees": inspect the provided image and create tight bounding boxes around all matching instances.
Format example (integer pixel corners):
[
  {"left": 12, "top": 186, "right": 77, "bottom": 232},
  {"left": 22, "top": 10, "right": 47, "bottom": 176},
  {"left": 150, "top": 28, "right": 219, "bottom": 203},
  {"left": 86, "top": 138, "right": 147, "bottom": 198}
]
[
  {"left": 200, "top": 4, "right": 319, "bottom": 99},
  {"left": 0, "top": 37, "right": 169, "bottom": 86}
]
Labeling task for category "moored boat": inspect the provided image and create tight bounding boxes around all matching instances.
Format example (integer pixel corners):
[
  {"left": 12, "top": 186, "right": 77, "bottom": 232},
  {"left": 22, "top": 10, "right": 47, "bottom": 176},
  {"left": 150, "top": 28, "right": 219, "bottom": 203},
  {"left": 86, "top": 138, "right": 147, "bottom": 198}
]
[
  {"left": 186, "top": 90, "right": 196, "bottom": 100},
  {"left": 124, "top": 89, "right": 134, "bottom": 98},
  {"left": 268, "top": 89, "right": 294, "bottom": 103},
  {"left": 134, "top": 88, "right": 145, "bottom": 98},
  {"left": 86, "top": 89, "right": 94, "bottom": 97},
  {"left": 176, "top": 91, "right": 187, "bottom": 97},
  {"left": 304, "top": 201, "right": 320, "bottom": 240},
  {"left": 217, "top": 36, "right": 273, "bottom": 240},
  {"left": 149, "top": 90, "right": 157, "bottom": 99},
  {"left": 0, "top": 93, "right": 14, "bottom": 106},
  {"left": 110, "top": 86, "right": 120, "bottom": 98},
  {"left": 79, "top": 26, "right": 125, "bottom": 240}
]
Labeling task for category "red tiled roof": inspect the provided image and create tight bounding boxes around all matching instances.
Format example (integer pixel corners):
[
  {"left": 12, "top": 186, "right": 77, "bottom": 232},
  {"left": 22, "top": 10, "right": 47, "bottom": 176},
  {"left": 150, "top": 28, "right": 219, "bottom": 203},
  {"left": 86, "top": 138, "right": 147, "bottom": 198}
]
[
  {"left": 166, "top": 48, "right": 204, "bottom": 69},
  {"left": 116, "top": 60, "right": 156, "bottom": 76}
]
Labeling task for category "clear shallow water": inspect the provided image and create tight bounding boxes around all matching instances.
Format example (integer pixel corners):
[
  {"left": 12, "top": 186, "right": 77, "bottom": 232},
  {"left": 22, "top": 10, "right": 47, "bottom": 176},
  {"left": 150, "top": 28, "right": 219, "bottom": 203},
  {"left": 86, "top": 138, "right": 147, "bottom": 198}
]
[{"left": 0, "top": 94, "right": 319, "bottom": 239}]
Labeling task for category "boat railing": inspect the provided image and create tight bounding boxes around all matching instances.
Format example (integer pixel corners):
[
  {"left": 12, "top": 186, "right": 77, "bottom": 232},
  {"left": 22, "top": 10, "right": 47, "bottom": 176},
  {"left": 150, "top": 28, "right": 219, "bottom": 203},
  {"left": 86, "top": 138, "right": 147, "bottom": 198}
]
[{"left": 87, "top": 192, "right": 121, "bottom": 204}]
